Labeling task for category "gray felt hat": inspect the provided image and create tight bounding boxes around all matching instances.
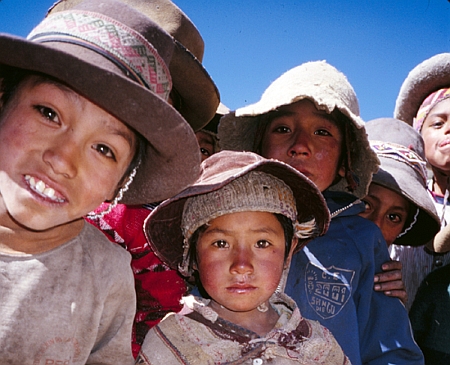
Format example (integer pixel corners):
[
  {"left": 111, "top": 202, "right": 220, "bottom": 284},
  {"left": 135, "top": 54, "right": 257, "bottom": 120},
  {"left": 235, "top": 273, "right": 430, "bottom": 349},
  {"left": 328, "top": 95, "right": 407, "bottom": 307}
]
[
  {"left": 365, "top": 118, "right": 440, "bottom": 246},
  {"left": 218, "top": 60, "right": 379, "bottom": 199},
  {"left": 394, "top": 53, "right": 450, "bottom": 128},
  {"left": 145, "top": 150, "right": 330, "bottom": 274}
]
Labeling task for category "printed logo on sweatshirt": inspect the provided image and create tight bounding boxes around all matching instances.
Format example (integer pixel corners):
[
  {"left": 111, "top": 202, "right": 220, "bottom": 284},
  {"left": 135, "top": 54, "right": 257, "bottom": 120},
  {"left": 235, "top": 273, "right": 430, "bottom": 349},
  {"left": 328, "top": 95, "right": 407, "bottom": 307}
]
[
  {"left": 33, "top": 337, "right": 81, "bottom": 365},
  {"left": 305, "top": 263, "right": 354, "bottom": 319}
]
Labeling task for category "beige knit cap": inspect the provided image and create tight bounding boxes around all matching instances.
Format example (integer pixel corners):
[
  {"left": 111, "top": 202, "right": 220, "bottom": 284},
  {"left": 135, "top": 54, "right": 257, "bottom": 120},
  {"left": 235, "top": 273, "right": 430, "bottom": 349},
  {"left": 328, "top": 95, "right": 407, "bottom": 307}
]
[
  {"left": 182, "top": 171, "right": 302, "bottom": 241},
  {"left": 218, "top": 60, "right": 379, "bottom": 199}
]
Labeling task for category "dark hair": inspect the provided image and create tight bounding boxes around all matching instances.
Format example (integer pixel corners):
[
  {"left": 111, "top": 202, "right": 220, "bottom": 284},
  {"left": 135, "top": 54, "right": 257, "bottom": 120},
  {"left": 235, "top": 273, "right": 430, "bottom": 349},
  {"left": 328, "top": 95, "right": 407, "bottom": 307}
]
[
  {"left": 0, "top": 66, "right": 146, "bottom": 194},
  {"left": 188, "top": 212, "right": 294, "bottom": 296}
]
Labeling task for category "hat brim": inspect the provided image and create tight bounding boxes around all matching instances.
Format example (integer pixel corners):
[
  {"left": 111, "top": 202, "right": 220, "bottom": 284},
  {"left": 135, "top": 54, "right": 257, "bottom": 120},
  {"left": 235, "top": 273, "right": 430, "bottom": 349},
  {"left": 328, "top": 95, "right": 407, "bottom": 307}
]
[
  {"left": 170, "top": 40, "right": 220, "bottom": 131},
  {"left": 145, "top": 153, "right": 330, "bottom": 271},
  {"left": 0, "top": 34, "right": 201, "bottom": 204},
  {"left": 47, "top": 0, "right": 220, "bottom": 131},
  {"left": 394, "top": 53, "right": 450, "bottom": 126},
  {"left": 372, "top": 162, "right": 440, "bottom": 246},
  {"left": 219, "top": 111, "right": 378, "bottom": 199}
]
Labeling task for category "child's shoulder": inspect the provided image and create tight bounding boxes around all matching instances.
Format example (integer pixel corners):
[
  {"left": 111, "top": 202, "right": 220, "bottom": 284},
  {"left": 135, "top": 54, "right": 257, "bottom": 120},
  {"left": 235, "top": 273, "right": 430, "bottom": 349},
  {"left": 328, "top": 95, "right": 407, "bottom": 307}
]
[{"left": 78, "top": 222, "right": 132, "bottom": 268}]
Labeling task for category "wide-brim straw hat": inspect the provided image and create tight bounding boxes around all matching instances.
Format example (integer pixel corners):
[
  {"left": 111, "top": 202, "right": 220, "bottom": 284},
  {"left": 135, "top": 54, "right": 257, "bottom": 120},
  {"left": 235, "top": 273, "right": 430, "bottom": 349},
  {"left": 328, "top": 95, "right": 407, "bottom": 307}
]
[
  {"left": 394, "top": 53, "right": 450, "bottom": 127},
  {"left": 365, "top": 118, "right": 440, "bottom": 246},
  {"left": 48, "top": 0, "right": 220, "bottom": 131},
  {"left": 218, "top": 60, "right": 379, "bottom": 199},
  {"left": 145, "top": 150, "right": 330, "bottom": 272},
  {"left": 0, "top": 0, "right": 200, "bottom": 204}
]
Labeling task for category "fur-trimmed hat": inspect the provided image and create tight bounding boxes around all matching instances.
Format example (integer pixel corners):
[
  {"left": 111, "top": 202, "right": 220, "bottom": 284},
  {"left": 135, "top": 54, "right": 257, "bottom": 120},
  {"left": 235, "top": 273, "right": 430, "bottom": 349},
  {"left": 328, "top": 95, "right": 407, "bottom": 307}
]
[
  {"left": 48, "top": 0, "right": 220, "bottom": 131},
  {"left": 394, "top": 53, "right": 450, "bottom": 129},
  {"left": 0, "top": 0, "right": 201, "bottom": 204},
  {"left": 145, "top": 150, "right": 330, "bottom": 276},
  {"left": 365, "top": 118, "right": 440, "bottom": 246},
  {"left": 218, "top": 60, "right": 379, "bottom": 199}
]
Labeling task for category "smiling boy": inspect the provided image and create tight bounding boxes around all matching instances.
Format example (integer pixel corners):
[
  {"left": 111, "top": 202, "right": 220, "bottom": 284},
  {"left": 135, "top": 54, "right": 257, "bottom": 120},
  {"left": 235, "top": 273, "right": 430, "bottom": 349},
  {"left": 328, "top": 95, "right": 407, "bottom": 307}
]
[{"left": 0, "top": 0, "right": 200, "bottom": 363}]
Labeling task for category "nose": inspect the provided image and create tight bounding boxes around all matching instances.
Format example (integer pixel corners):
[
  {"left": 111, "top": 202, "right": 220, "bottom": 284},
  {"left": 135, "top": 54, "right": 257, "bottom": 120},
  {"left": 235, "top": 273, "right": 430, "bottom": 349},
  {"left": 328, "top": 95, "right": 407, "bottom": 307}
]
[
  {"left": 288, "top": 131, "right": 310, "bottom": 157},
  {"left": 43, "top": 135, "right": 78, "bottom": 179},
  {"left": 230, "top": 245, "right": 254, "bottom": 276},
  {"left": 368, "top": 211, "right": 384, "bottom": 233}
]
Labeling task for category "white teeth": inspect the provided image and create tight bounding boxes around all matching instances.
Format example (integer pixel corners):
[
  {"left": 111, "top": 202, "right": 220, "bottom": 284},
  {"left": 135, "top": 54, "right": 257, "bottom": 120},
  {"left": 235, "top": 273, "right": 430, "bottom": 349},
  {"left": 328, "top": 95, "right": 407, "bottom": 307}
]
[
  {"left": 43, "top": 187, "right": 55, "bottom": 198},
  {"left": 35, "top": 180, "right": 45, "bottom": 194},
  {"left": 25, "top": 175, "right": 63, "bottom": 202}
]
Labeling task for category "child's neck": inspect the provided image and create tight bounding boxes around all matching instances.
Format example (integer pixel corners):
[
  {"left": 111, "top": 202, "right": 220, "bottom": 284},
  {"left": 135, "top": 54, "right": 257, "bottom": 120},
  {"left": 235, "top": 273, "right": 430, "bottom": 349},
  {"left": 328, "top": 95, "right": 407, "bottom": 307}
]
[
  {"left": 0, "top": 212, "right": 84, "bottom": 255},
  {"left": 431, "top": 167, "right": 450, "bottom": 196},
  {"left": 209, "top": 300, "right": 279, "bottom": 337}
]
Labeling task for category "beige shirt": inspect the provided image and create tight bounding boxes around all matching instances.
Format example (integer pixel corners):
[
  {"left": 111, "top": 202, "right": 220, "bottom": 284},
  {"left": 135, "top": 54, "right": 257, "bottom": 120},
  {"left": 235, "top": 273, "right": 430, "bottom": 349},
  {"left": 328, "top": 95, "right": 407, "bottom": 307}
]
[{"left": 0, "top": 222, "right": 135, "bottom": 365}]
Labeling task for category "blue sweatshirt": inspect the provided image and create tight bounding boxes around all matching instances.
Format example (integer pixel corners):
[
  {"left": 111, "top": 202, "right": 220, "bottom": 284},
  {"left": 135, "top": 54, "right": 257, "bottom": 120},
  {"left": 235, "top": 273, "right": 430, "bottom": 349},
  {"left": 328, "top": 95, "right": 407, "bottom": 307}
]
[{"left": 285, "top": 191, "right": 424, "bottom": 365}]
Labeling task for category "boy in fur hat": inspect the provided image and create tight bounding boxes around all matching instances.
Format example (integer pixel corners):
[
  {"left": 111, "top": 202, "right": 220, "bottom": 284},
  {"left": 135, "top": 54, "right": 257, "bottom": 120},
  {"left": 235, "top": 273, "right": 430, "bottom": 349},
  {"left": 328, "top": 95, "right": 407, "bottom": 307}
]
[
  {"left": 218, "top": 61, "right": 422, "bottom": 364},
  {"left": 0, "top": 0, "right": 201, "bottom": 363},
  {"left": 359, "top": 118, "right": 440, "bottom": 308},
  {"left": 393, "top": 53, "right": 450, "bottom": 309},
  {"left": 137, "top": 150, "right": 350, "bottom": 365},
  {"left": 48, "top": 0, "right": 221, "bottom": 357}
]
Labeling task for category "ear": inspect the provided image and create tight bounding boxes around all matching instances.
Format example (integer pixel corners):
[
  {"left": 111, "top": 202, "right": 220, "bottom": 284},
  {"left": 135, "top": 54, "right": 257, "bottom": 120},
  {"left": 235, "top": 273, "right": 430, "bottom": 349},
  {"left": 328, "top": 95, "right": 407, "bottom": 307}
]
[{"left": 337, "top": 163, "right": 346, "bottom": 178}]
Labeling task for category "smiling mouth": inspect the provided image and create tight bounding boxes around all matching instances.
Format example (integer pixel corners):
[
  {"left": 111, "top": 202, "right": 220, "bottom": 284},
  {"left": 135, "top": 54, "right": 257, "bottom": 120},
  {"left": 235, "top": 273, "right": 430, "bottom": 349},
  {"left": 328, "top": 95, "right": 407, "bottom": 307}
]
[{"left": 25, "top": 175, "right": 66, "bottom": 203}]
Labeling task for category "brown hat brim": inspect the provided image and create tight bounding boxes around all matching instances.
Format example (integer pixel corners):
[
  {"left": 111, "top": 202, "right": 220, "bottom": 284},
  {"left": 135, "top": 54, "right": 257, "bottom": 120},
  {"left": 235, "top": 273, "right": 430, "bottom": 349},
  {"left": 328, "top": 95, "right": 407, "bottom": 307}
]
[
  {"left": 145, "top": 150, "right": 330, "bottom": 272},
  {"left": 0, "top": 34, "right": 200, "bottom": 204},
  {"left": 48, "top": 0, "right": 220, "bottom": 131}
]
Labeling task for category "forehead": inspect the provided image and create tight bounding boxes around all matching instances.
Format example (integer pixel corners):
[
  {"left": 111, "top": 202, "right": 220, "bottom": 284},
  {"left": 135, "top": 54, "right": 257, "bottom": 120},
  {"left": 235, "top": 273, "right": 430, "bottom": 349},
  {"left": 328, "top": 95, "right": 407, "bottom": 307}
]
[
  {"left": 10, "top": 75, "right": 134, "bottom": 141},
  {"left": 270, "top": 99, "right": 340, "bottom": 126},
  {"left": 369, "top": 183, "right": 410, "bottom": 210}
]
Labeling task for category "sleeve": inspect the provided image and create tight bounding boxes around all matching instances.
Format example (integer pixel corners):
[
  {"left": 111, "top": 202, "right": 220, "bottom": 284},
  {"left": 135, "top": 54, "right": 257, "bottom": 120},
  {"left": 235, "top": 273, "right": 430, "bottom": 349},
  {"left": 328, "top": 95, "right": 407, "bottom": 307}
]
[
  {"left": 408, "top": 274, "right": 433, "bottom": 346},
  {"left": 86, "top": 248, "right": 136, "bottom": 365},
  {"left": 87, "top": 204, "right": 187, "bottom": 357},
  {"left": 355, "top": 221, "right": 424, "bottom": 365}
]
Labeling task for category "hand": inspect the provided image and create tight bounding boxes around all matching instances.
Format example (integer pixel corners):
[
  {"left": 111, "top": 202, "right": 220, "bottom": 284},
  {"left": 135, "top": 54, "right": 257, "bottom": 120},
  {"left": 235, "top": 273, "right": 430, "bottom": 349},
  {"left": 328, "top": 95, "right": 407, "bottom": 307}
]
[{"left": 374, "top": 260, "right": 407, "bottom": 305}]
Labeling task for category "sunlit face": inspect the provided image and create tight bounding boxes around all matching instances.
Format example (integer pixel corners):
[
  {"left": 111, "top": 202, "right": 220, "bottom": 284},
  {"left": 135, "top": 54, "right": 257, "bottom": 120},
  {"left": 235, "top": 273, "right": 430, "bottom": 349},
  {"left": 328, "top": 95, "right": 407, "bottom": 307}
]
[
  {"left": 260, "top": 99, "right": 345, "bottom": 192},
  {"left": 196, "top": 211, "right": 286, "bottom": 320},
  {"left": 421, "top": 98, "right": 450, "bottom": 175},
  {"left": 0, "top": 77, "right": 135, "bottom": 232},
  {"left": 195, "top": 130, "right": 216, "bottom": 161},
  {"left": 359, "top": 183, "right": 411, "bottom": 246}
]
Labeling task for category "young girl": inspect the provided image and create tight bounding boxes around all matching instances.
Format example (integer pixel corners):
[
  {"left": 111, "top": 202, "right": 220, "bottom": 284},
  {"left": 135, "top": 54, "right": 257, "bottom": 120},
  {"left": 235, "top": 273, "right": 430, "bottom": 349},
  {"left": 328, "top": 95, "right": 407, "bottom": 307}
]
[
  {"left": 393, "top": 52, "right": 450, "bottom": 307},
  {"left": 360, "top": 118, "right": 440, "bottom": 307},
  {"left": 136, "top": 150, "right": 350, "bottom": 364},
  {"left": 218, "top": 61, "right": 423, "bottom": 364},
  {"left": 0, "top": 0, "right": 200, "bottom": 363}
]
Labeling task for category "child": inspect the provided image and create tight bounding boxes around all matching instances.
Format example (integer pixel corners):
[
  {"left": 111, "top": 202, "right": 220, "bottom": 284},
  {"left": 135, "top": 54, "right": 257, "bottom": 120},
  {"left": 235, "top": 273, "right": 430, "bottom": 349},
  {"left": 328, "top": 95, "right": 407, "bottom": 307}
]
[
  {"left": 136, "top": 150, "right": 350, "bottom": 364},
  {"left": 48, "top": 0, "right": 221, "bottom": 357},
  {"left": 197, "top": 102, "right": 229, "bottom": 161},
  {"left": 0, "top": 0, "right": 201, "bottom": 363},
  {"left": 409, "top": 261, "right": 450, "bottom": 364},
  {"left": 393, "top": 53, "right": 450, "bottom": 305},
  {"left": 218, "top": 61, "right": 423, "bottom": 364},
  {"left": 360, "top": 118, "right": 440, "bottom": 306}
]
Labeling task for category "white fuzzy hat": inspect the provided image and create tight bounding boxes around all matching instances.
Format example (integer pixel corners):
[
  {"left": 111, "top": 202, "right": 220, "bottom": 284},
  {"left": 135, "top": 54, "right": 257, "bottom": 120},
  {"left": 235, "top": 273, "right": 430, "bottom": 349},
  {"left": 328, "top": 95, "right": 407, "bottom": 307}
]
[
  {"left": 394, "top": 53, "right": 450, "bottom": 127},
  {"left": 218, "top": 60, "right": 379, "bottom": 199}
]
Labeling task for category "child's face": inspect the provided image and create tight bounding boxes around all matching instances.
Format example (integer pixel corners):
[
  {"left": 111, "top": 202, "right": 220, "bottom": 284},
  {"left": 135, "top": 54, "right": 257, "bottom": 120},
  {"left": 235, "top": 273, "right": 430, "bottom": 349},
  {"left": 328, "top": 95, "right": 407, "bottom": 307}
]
[
  {"left": 0, "top": 77, "right": 136, "bottom": 231},
  {"left": 260, "top": 99, "right": 345, "bottom": 192},
  {"left": 359, "top": 183, "right": 410, "bottom": 246},
  {"left": 195, "top": 130, "right": 215, "bottom": 161},
  {"left": 196, "top": 211, "right": 286, "bottom": 316},
  {"left": 420, "top": 98, "right": 450, "bottom": 175}
]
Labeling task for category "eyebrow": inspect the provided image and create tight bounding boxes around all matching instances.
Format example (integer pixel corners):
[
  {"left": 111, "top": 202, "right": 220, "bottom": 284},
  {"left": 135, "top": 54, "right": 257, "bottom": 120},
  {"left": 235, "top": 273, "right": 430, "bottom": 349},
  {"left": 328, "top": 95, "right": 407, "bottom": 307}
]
[
  {"left": 35, "top": 78, "right": 135, "bottom": 149},
  {"left": 203, "top": 226, "right": 281, "bottom": 236},
  {"left": 269, "top": 108, "right": 337, "bottom": 124},
  {"left": 366, "top": 193, "right": 409, "bottom": 212}
]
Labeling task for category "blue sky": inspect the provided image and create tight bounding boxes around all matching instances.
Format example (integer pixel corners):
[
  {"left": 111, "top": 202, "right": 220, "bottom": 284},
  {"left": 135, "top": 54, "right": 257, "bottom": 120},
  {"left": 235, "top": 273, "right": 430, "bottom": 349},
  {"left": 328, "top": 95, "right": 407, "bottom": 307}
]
[{"left": 1, "top": 0, "right": 449, "bottom": 121}]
